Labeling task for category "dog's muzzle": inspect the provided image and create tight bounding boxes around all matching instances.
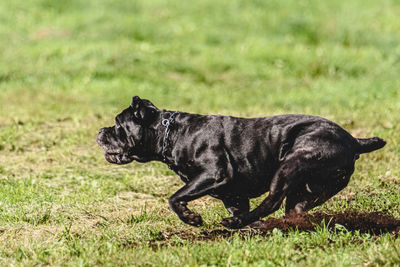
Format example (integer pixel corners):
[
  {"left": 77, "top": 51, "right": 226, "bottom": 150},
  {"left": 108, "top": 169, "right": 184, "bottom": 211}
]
[{"left": 97, "top": 127, "right": 134, "bottom": 164}]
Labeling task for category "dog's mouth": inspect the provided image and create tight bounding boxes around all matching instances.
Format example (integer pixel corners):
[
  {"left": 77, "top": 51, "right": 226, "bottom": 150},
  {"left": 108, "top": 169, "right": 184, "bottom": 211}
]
[
  {"left": 104, "top": 152, "right": 134, "bottom": 165},
  {"left": 97, "top": 127, "right": 148, "bottom": 164},
  {"left": 97, "top": 128, "right": 134, "bottom": 165}
]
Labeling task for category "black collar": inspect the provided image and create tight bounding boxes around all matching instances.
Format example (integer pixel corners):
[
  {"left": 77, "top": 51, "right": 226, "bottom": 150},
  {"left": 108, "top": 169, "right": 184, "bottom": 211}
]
[{"left": 161, "top": 111, "right": 178, "bottom": 163}]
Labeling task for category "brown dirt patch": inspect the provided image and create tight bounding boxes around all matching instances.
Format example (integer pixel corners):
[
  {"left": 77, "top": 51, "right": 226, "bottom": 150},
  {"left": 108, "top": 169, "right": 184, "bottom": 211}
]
[
  {"left": 250, "top": 211, "right": 400, "bottom": 235},
  {"left": 182, "top": 211, "right": 399, "bottom": 242},
  {"left": 128, "top": 211, "right": 400, "bottom": 249}
]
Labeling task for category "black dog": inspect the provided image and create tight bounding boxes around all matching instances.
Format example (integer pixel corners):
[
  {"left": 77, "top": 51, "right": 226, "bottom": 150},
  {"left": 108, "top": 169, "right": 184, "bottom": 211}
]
[{"left": 97, "top": 96, "right": 386, "bottom": 229}]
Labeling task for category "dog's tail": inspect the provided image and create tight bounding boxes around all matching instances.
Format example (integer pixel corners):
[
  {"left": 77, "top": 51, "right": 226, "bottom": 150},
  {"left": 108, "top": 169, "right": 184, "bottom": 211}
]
[{"left": 355, "top": 137, "right": 386, "bottom": 154}]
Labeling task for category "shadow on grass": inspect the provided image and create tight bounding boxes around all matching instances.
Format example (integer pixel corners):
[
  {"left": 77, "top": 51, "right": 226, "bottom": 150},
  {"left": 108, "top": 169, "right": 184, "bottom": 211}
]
[
  {"left": 170, "top": 211, "right": 400, "bottom": 240},
  {"left": 245, "top": 211, "right": 400, "bottom": 235},
  {"left": 122, "top": 211, "right": 400, "bottom": 250}
]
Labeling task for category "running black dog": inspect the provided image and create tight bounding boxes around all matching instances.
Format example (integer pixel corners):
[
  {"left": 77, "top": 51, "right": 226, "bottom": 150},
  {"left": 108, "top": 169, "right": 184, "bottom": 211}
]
[{"left": 97, "top": 96, "right": 386, "bottom": 229}]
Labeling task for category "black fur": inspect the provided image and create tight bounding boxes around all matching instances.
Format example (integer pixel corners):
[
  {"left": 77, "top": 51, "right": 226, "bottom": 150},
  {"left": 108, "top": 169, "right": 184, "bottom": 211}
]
[{"left": 97, "top": 96, "right": 386, "bottom": 228}]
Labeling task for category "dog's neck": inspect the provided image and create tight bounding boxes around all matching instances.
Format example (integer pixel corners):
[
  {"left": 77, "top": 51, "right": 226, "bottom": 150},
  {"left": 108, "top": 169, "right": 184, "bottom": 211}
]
[
  {"left": 150, "top": 110, "right": 180, "bottom": 164},
  {"left": 160, "top": 111, "right": 179, "bottom": 162}
]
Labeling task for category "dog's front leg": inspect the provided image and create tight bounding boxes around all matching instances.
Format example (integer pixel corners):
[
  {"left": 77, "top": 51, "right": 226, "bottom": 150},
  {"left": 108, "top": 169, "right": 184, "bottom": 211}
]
[
  {"left": 222, "top": 197, "right": 250, "bottom": 216},
  {"left": 169, "top": 175, "right": 225, "bottom": 227}
]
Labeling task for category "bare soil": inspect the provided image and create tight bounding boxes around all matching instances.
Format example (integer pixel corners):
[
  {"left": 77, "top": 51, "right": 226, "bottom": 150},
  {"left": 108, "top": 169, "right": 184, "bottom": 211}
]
[
  {"left": 248, "top": 211, "right": 400, "bottom": 235},
  {"left": 178, "top": 211, "right": 400, "bottom": 241},
  {"left": 126, "top": 211, "right": 400, "bottom": 249}
]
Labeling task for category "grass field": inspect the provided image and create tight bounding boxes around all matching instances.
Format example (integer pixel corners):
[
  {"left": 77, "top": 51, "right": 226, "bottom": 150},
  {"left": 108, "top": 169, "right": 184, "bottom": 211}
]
[{"left": 1, "top": 0, "right": 400, "bottom": 265}]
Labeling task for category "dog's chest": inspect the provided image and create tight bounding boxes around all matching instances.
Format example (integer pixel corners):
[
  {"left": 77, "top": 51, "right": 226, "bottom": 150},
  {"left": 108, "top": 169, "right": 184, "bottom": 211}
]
[
  {"left": 169, "top": 161, "right": 197, "bottom": 184},
  {"left": 227, "top": 175, "right": 272, "bottom": 198}
]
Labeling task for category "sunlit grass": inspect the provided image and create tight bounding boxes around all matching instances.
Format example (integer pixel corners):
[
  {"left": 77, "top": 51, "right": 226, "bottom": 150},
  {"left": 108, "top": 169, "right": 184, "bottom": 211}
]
[{"left": 0, "top": 0, "right": 399, "bottom": 265}]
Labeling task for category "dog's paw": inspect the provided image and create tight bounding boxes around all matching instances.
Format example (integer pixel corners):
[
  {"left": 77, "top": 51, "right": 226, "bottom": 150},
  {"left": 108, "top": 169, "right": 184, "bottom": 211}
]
[
  {"left": 181, "top": 212, "right": 203, "bottom": 227},
  {"left": 247, "top": 220, "right": 266, "bottom": 229},
  {"left": 221, "top": 216, "right": 244, "bottom": 229}
]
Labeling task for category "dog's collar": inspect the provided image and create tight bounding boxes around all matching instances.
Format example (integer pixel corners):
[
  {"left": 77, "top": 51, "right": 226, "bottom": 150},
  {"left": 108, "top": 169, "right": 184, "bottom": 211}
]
[{"left": 161, "top": 111, "right": 178, "bottom": 163}]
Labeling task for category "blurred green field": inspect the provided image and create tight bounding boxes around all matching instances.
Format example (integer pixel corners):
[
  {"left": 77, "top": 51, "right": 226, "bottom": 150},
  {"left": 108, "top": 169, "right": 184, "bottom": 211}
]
[{"left": 0, "top": 0, "right": 400, "bottom": 265}]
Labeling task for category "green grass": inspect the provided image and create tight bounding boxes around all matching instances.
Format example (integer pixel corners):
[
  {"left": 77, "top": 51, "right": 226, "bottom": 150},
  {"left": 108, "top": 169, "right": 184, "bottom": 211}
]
[{"left": 1, "top": 0, "right": 400, "bottom": 265}]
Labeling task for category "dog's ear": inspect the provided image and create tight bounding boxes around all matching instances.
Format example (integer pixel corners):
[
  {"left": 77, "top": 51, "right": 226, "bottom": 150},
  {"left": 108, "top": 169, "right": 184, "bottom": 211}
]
[
  {"left": 131, "top": 96, "right": 145, "bottom": 120},
  {"left": 131, "top": 96, "right": 142, "bottom": 110},
  {"left": 130, "top": 96, "right": 157, "bottom": 124}
]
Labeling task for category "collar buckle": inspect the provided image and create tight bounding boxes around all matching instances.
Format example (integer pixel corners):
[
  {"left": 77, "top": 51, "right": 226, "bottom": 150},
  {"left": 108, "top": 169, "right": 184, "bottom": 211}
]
[{"left": 161, "top": 112, "right": 178, "bottom": 164}]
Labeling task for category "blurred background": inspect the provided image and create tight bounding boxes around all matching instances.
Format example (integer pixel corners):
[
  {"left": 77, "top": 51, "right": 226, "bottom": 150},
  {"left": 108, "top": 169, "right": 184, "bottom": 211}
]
[
  {"left": 1, "top": 0, "right": 399, "bottom": 198},
  {"left": 1, "top": 0, "right": 399, "bottom": 120}
]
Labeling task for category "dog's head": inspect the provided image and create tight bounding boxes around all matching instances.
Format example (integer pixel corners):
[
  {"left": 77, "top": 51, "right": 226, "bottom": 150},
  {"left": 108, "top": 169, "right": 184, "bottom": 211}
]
[{"left": 97, "top": 96, "right": 159, "bottom": 164}]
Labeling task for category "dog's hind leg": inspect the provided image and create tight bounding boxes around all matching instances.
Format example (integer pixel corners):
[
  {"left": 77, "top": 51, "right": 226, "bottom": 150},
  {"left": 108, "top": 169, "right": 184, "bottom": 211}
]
[
  {"left": 285, "top": 187, "right": 313, "bottom": 214},
  {"left": 221, "top": 156, "right": 316, "bottom": 229},
  {"left": 220, "top": 151, "right": 352, "bottom": 229},
  {"left": 285, "top": 164, "right": 354, "bottom": 214}
]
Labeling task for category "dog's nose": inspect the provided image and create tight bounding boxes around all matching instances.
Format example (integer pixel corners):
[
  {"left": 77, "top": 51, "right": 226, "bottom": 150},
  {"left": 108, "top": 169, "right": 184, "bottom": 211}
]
[{"left": 98, "top": 128, "right": 105, "bottom": 134}]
